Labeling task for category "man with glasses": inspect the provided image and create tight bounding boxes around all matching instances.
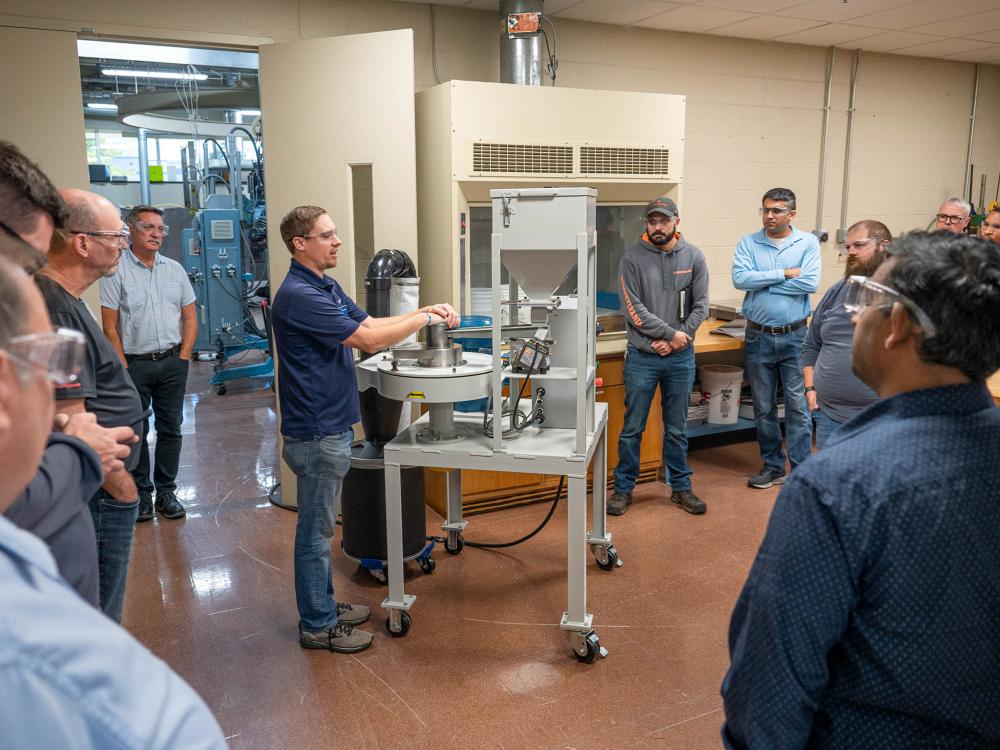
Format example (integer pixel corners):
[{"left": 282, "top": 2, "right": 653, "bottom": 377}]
[
  {"left": 273, "top": 205, "right": 459, "bottom": 654},
  {"left": 732, "top": 187, "right": 820, "bottom": 489},
  {"left": 0, "top": 140, "right": 65, "bottom": 252},
  {"left": 979, "top": 205, "right": 1000, "bottom": 244},
  {"left": 802, "top": 220, "right": 889, "bottom": 448},
  {"left": 101, "top": 205, "right": 197, "bottom": 522},
  {"left": 933, "top": 197, "right": 972, "bottom": 234},
  {"left": 0, "top": 256, "right": 227, "bottom": 748},
  {"left": 608, "top": 195, "right": 709, "bottom": 516},
  {"left": 723, "top": 231, "right": 1000, "bottom": 747},
  {"left": 35, "top": 189, "right": 145, "bottom": 623}
]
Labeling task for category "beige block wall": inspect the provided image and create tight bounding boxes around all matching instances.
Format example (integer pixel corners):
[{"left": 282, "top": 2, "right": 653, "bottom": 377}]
[{"left": 3, "top": 1, "right": 998, "bottom": 302}]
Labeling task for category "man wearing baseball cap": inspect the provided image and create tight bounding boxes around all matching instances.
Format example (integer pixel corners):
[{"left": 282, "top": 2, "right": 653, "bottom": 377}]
[{"left": 608, "top": 195, "right": 709, "bottom": 516}]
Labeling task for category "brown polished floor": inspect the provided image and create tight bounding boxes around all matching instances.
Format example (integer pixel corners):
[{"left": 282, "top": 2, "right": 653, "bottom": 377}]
[{"left": 125, "top": 359, "right": 780, "bottom": 749}]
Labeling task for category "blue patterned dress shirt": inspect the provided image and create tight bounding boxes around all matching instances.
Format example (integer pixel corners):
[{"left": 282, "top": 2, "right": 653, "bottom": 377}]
[{"left": 722, "top": 381, "right": 1000, "bottom": 749}]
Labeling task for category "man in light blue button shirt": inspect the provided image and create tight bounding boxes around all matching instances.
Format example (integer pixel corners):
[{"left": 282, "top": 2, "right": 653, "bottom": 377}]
[
  {"left": 732, "top": 187, "right": 820, "bottom": 489},
  {"left": 101, "top": 206, "right": 197, "bottom": 522}
]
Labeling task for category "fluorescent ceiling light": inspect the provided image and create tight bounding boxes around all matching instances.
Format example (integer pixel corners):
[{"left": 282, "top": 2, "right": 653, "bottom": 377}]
[
  {"left": 237, "top": 109, "right": 261, "bottom": 117},
  {"left": 102, "top": 68, "right": 208, "bottom": 81},
  {"left": 86, "top": 102, "right": 119, "bottom": 111}
]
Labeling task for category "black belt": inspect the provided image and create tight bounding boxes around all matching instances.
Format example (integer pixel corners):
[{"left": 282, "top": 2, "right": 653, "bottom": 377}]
[
  {"left": 127, "top": 344, "right": 179, "bottom": 362},
  {"left": 746, "top": 319, "right": 807, "bottom": 335}
]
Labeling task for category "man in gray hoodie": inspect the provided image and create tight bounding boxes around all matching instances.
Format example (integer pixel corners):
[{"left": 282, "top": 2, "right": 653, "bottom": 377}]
[{"left": 608, "top": 196, "right": 709, "bottom": 516}]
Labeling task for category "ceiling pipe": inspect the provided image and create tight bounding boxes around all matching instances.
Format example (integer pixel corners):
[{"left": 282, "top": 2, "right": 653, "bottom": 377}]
[
  {"left": 838, "top": 49, "right": 861, "bottom": 246},
  {"left": 814, "top": 47, "right": 835, "bottom": 245},
  {"left": 963, "top": 63, "right": 981, "bottom": 206}
]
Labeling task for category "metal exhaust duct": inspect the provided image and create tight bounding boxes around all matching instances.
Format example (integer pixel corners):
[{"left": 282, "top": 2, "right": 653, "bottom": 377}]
[{"left": 500, "top": 0, "right": 544, "bottom": 85}]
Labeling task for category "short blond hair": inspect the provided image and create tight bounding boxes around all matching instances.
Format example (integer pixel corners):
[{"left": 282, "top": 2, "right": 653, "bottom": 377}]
[{"left": 279, "top": 206, "right": 327, "bottom": 253}]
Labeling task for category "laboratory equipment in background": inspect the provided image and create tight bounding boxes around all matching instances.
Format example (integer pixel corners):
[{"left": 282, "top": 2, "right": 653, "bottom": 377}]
[{"left": 358, "top": 187, "right": 616, "bottom": 663}]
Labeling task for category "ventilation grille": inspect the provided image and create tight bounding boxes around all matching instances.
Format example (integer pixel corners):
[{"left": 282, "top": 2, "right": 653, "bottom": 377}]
[
  {"left": 580, "top": 146, "right": 669, "bottom": 176},
  {"left": 473, "top": 142, "right": 573, "bottom": 174}
]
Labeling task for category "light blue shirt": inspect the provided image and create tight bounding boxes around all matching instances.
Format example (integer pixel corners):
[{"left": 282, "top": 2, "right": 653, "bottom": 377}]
[
  {"left": 731, "top": 227, "right": 821, "bottom": 327},
  {"left": 0, "top": 514, "right": 226, "bottom": 749},
  {"left": 100, "top": 249, "right": 196, "bottom": 355}
]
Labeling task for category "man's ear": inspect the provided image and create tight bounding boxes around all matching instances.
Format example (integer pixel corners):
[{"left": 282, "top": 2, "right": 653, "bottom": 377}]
[{"left": 884, "top": 302, "right": 917, "bottom": 350}]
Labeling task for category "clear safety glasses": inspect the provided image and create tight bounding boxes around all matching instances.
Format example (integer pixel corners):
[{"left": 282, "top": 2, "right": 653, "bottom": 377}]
[
  {"left": 3, "top": 328, "right": 86, "bottom": 385},
  {"left": 843, "top": 275, "right": 937, "bottom": 337}
]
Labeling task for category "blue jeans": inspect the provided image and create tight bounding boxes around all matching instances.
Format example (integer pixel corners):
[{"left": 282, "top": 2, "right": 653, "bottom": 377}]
[
  {"left": 743, "top": 326, "right": 813, "bottom": 471},
  {"left": 282, "top": 431, "right": 353, "bottom": 632},
  {"left": 614, "top": 345, "right": 697, "bottom": 494},
  {"left": 88, "top": 491, "right": 139, "bottom": 623},
  {"left": 812, "top": 407, "right": 843, "bottom": 451}
]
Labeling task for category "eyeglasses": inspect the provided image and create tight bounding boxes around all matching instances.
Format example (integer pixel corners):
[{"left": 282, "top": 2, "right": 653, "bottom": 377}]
[
  {"left": 301, "top": 230, "right": 339, "bottom": 241},
  {"left": 839, "top": 237, "right": 877, "bottom": 254},
  {"left": 2, "top": 328, "right": 86, "bottom": 385},
  {"left": 759, "top": 207, "right": 791, "bottom": 216},
  {"left": 134, "top": 221, "right": 169, "bottom": 236},
  {"left": 935, "top": 213, "right": 968, "bottom": 225},
  {"left": 645, "top": 216, "right": 675, "bottom": 227},
  {"left": 69, "top": 225, "right": 131, "bottom": 246},
  {"left": 843, "top": 275, "right": 937, "bottom": 337}
]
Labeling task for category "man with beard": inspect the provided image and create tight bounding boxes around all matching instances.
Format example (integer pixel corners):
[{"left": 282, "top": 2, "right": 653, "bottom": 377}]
[
  {"left": 101, "top": 206, "right": 197, "bottom": 522},
  {"left": 732, "top": 187, "right": 820, "bottom": 489},
  {"left": 722, "top": 231, "right": 1000, "bottom": 748},
  {"left": 979, "top": 205, "right": 1000, "bottom": 245},
  {"left": 608, "top": 196, "right": 709, "bottom": 516},
  {"left": 802, "top": 220, "right": 890, "bottom": 448}
]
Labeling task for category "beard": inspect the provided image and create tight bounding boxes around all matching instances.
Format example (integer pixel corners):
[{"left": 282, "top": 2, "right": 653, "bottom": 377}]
[
  {"left": 649, "top": 230, "right": 671, "bottom": 246},
  {"left": 844, "top": 249, "right": 885, "bottom": 278}
]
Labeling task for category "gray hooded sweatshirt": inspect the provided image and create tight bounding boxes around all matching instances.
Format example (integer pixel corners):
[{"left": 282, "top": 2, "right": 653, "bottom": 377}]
[{"left": 618, "top": 234, "right": 709, "bottom": 354}]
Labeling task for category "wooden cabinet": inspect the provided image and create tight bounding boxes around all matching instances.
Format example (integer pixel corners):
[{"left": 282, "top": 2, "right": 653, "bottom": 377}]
[{"left": 596, "top": 356, "right": 663, "bottom": 486}]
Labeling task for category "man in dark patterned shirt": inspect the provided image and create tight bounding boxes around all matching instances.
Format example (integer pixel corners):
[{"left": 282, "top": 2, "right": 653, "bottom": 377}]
[{"left": 722, "top": 231, "right": 1000, "bottom": 748}]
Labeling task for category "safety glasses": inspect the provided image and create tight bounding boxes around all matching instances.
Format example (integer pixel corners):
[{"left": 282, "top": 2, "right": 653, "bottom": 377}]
[
  {"left": 843, "top": 275, "right": 937, "bottom": 337},
  {"left": 3, "top": 328, "right": 86, "bottom": 385}
]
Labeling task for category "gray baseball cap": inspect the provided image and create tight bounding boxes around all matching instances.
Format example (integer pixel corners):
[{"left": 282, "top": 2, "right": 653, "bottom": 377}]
[{"left": 644, "top": 196, "right": 679, "bottom": 218}]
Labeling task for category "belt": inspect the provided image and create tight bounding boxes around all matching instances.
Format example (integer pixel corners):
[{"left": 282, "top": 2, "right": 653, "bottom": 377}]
[
  {"left": 127, "top": 344, "right": 180, "bottom": 362},
  {"left": 746, "top": 319, "right": 807, "bottom": 335}
]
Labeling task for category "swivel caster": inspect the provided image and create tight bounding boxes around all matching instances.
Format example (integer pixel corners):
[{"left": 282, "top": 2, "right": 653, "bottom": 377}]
[
  {"left": 368, "top": 567, "right": 388, "bottom": 584},
  {"left": 593, "top": 544, "right": 622, "bottom": 571},
  {"left": 445, "top": 532, "right": 465, "bottom": 555},
  {"left": 419, "top": 556, "right": 436, "bottom": 574},
  {"left": 570, "top": 631, "right": 607, "bottom": 663},
  {"left": 385, "top": 610, "right": 411, "bottom": 638},
  {"left": 213, "top": 383, "right": 227, "bottom": 395}
]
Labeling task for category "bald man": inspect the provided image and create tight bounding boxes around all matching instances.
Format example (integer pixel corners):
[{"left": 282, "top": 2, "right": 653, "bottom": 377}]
[{"left": 35, "top": 189, "right": 145, "bottom": 623}]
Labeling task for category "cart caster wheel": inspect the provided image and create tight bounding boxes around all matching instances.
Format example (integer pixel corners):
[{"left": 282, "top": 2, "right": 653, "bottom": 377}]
[
  {"left": 213, "top": 383, "right": 227, "bottom": 395},
  {"left": 386, "top": 611, "right": 411, "bottom": 637},
  {"left": 445, "top": 533, "right": 465, "bottom": 555},
  {"left": 369, "top": 568, "right": 388, "bottom": 584},
  {"left": 594, "top": 545, "right": 622, "bottom": 571},
  {"left": 571, "top": 631, "right": 606, "bottom": 663},
  {"left": 419, "top": 557, "right": 436, "bottom": 574}
]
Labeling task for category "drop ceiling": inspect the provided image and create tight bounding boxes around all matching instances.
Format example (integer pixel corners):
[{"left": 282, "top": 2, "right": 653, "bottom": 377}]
[{"left": 406, "top": 0, "right": 1000, "bottom": 64}]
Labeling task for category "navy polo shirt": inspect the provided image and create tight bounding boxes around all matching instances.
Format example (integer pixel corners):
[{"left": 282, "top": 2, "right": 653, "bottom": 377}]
[{"left": 271, "top": 260, "right": 368, "bottom": 439}]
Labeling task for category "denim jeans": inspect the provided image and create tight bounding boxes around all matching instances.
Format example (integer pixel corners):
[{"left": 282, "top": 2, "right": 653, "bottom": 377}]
[
  {"left": 88, "top": 490, "right": 139, "bottom": 623},
  {"left": 812, "top": 407, "right": 843, "bottom": 451},
  {"left": 614, "top": 345, "right": 697, "bottom": 495},
  {"left": 282, "top": 431, "right": 353, "bottom": 632},
  {"left": 128, "top": 353, "right": 189, "bottom": 495},
  {"left": 743, "top": 326, "right": 813, "bottom": 471}
]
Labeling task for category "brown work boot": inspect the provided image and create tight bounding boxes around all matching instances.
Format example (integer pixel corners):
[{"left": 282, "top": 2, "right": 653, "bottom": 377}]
[{"left": 607, "top": 491, "right": 633, "bottom": 516}]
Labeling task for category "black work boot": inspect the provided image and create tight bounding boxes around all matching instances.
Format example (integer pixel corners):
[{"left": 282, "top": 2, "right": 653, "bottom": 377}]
[
  {"left": 671, "top": 489, "right": 707, "bottom": 515},
  {"left": 154, "top": 490, "right": 186, "bottom": 520},
  {"left": 607, "top": 491, "right": 633, "bottom": 516},
  {"left": 136, "top": 492, "right": 154, "bottom": 523}
]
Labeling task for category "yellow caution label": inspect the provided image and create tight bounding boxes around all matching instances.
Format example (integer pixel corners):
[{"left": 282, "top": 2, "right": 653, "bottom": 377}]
[{"left": 407, "top": 391, "right": 425, "bottom": 399}]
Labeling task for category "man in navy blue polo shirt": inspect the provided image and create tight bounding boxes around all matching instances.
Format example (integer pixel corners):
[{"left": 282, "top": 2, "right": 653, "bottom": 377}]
[{"left": 272, "top": 205, "right": 458, "bottom": 654}]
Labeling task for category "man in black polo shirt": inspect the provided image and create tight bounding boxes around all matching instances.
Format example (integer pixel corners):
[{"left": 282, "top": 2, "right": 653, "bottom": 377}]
[
  {"left": 36, "top": 189, "right": 145, "bottom": 623},
  {"left": 272, "top": 205, "right": 458, "bottom": 654}
]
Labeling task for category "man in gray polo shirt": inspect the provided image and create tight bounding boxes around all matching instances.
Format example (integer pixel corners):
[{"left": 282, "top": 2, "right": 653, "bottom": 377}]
[{"left": 101, "top": 206, "right": 197, "bottom": 522}]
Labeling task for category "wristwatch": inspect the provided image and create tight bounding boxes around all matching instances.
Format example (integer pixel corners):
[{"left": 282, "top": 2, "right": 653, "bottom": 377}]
[{"left": 804, "top": 386, "right": 816, "bottom": 393}]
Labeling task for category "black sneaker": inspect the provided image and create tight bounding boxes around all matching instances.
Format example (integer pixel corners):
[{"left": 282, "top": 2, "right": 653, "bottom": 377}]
[
  {"left": 671, "top": 489, "right": 707, "bottom": 515},
  {"left": 299, "top": 621, "right": 373, "bottom": 653},
  {"left": 336, "top": 602, "right": 371, "bottom": 626},
  {"left": 154, "top": 490, "right": 186, "bottom": 519},
  {"left": 607, "top": 491, "right": 633, "bottom": 516},
  {"left": 136, "top": 492, "right": 154, "bottom": 523},
  {"left": 748, "top": 467, "right": 787, "bottom": 489}
]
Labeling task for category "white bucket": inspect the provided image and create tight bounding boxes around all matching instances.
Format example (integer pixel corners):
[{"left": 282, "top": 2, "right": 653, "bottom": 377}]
[{"left": 699, "top": 365, "right": 743, "bottom": 425}]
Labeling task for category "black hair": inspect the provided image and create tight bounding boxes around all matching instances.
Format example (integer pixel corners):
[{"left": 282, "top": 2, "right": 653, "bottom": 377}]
[
  {"left": 885, "top": 231, "right": 1000, "bottom": 380},
  {"left": 762, "top": 187, "right": 796, "bottom": 210},
  {"left": 0, "top": 141, "right": 65, "bottom": 235},
  {"left": 124, "top": 205, "right": 164, "bottom": 226}
]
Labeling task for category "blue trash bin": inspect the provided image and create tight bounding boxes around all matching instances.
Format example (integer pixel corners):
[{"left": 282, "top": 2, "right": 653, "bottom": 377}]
[{"left": 453, "top": 315, "right": 491, "bottom": 413}]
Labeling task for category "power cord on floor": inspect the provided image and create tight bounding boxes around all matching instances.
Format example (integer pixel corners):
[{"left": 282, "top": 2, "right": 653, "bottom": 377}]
[{"left": 429, "top": 476, "right": 565, "bottom": 549}]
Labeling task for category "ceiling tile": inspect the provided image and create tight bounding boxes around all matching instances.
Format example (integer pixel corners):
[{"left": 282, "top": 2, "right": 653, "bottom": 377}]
[
  {"left": 774, "top": 22, "right": 885, "bottom": 46},
  {"left": 850, "top": 30, "right": 945, "bottom": 51},
  {"left": 538, "top": 0, "right": 588, "bottom": 13},
  {"left": 847, "top": 0, "right": 999, "bottom": 31},
  {"left": 777, "top": 0, "right": 922, "bottom": 24},
  {"left": 942, "top": 44, "right": 1000, "bottom": 62},
  {"left": 909, "top": 8, "right": 1000, "bottom": 38},
  {"left": 698, "top": 0, "right": 803, "bottom": 12},
  {"left": 464, "top": 0, "right": 503, "bottom": 10},
  {"left": 891, "top": 37, "right": 996, "bottom": 56},
  {"left": 707, "top": 15, "right": 826, "bottom": 40},
  {"left": 554, "top": 0, "right": 680, "bottom": 25},
  {"left": 633, "top": 4, "right": 756, "bottom": 33},
  {"left": 968, "top": 28, "right": 1000, "bottom": 44}
]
